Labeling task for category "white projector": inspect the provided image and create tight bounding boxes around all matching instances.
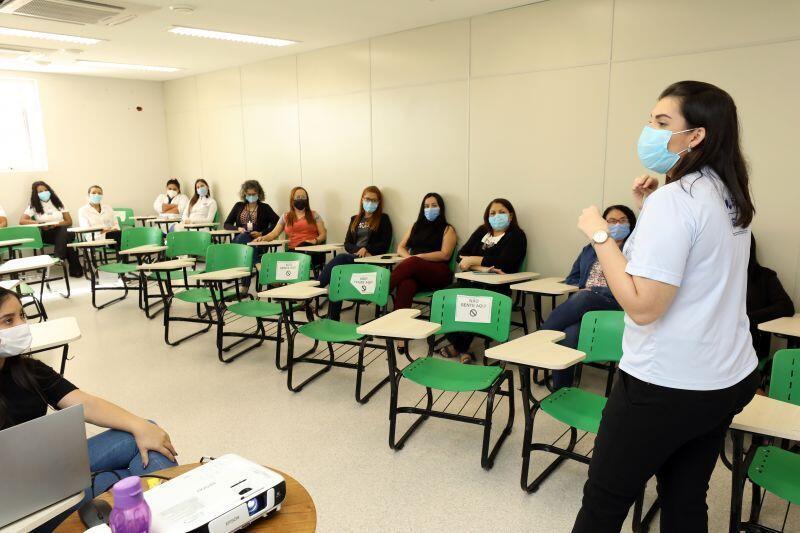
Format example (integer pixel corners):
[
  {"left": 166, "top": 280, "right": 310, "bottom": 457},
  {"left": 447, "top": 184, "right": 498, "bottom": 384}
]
[{"left": 144, "top": 454, "right": 286, "bottom": 533}]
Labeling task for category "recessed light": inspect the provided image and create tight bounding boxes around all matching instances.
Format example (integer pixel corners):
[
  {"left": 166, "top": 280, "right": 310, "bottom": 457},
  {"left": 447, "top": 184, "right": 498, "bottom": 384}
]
[
  {"left": 76, "top": 60, "right": 181, "bottom": 73},
  {"left": 169, "top": 4, "right": 195, "bottom": 13},
  {"left": 0, "top": 27, "right": 102, "bottom": 45},
  {"left": 168, "top": 26, "right": 296, "bottom": 47}
]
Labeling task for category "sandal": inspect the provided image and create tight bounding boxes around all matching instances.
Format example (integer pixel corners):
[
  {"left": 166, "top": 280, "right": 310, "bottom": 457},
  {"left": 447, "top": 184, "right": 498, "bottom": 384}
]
[
  {"left": 438, "top": 345, "right": 459, "bottom": 358},
  {"left": 460, "top": 352, "right": 475, "bottom": 364}
]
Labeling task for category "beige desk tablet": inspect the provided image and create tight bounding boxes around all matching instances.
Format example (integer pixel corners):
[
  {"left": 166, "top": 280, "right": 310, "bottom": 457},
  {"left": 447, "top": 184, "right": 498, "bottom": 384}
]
[
  {"left": 0, "top": 280, "right": 21, "bottom": 290},
  {"left": 133, "top": 215, "right": 157, "bottom": 221},
  {"left": 455, "top": 271, "right": 539, "bottom": 285},
  {"left": 259, "top": 280, "right": 327, "bottom": 301},
  {"left": 29, "top": 317, "right": 81, "bottom": 353},
  {"left": 0, "top": 238, "right": 34, "bottom": 248},
  {"left": 210, "top": 229, "right": 238, "bottom": 236},
  {"left": 118, "top": 244, "right": 167, "bottom": 255},
  {"left": 355, "top": 254, "right": 404, "bottom": 265},
  {"left": 356, "top": 308, "right": 441, "bottom": 340},
  {"left": 189, "top": 267, "right": 252, "bottom": 282},
  {"left": 758, "top": 314, "right": 800, "bottom": 338},
  {"left": 248, "top": 239, "right": 289, "bottom": 247},
  {"left": 67, "top": 239, "right": 116, "bottom": 249},
  {"left": 293, "top": 243, "right": 344, "bottom": 253},
  {"left": 183, "top": 222, "right": 217, "bottom": 229},
  {"left": 731, "top": 394, "right": 800, "bottom": 441},
  {"left": 511, "top": 277, "right": 580, "bottom": 296},
  {"left": 0, "top": 255, "right": 59, "bottom": 276},
  {"left": 67, "top": 226, "right": 105, "bottom": 234},
  {"left": 136, "top": 258, "right": 196, "bottom": 271},
  {"left": 485, "top": 330, "right": 585, "bottom": 370}
]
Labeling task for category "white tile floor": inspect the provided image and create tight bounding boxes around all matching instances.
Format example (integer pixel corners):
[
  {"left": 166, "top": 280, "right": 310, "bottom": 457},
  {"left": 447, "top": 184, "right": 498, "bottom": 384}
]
[{"left": 29, "top": 276, "right": 797, "bottom": 532}]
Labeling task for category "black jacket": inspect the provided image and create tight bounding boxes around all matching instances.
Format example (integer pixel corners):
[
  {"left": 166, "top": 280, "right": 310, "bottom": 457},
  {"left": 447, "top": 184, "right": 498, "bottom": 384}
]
[
  {"left": 343, "top": 213, "right": 393, "bottom": 255},
  {"left": 747, "top": 266, "right": 794, "bottom": 328},
  {"left": 223, "top": 202, "right": 280, "bottom": 234},
  {"left": 458, "top": 226, "right": 527, "bottom": 273}
]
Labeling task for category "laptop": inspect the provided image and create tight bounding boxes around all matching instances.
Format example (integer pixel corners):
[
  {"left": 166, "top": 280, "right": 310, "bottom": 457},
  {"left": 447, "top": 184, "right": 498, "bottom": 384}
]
[{"left": 0, "top": 405, "right": 91, "bottom": 528}]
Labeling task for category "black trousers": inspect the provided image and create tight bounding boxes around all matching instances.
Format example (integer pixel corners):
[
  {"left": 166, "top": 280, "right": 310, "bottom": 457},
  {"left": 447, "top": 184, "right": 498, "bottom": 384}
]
[
  {"left": 572, "top": 369, "right": 759, "bottom": 533},
  {"left": 41, "top": 226, "right": 81, "bottom": 274}
]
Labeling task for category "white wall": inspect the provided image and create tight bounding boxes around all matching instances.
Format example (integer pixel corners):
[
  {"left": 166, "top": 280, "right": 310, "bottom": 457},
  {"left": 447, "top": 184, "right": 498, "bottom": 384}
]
[
  {"left": 0, "top": 71, "right": 169, "bottom": 224},
  {"left": 163, "top": 0, "right": 800, "bottom": 303}
]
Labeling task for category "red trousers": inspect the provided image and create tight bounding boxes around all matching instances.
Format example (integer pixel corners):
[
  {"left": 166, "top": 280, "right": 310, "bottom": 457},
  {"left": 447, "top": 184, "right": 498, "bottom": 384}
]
[{"left": 390, "top": 256, "right": 453, "bottom": 309}]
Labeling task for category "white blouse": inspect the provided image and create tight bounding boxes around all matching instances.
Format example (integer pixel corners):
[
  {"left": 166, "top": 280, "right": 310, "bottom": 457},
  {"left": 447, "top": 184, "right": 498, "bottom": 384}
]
[
  {"left": 182, "top": 197, "right": 218, "bottom": 224},
  {"left": 78, "top": 203, "right": 120, "bottom": 231},
  {"left": 153, "top": 193, "right": 189, "bottom": 217},
  {"left": 23, "top": 200, "right": 67, "bottom": 224}
]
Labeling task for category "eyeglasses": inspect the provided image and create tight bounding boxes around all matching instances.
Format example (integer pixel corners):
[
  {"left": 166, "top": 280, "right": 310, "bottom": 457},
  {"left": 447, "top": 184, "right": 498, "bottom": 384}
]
[{"left": 606, "top": 217, "right": 629, "bottom": 225}]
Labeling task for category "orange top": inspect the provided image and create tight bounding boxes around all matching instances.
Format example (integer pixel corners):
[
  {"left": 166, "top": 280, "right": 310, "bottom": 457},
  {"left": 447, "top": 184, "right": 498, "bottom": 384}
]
[{"left": 283, "top": 211, "right": 321, "bottom": 248}]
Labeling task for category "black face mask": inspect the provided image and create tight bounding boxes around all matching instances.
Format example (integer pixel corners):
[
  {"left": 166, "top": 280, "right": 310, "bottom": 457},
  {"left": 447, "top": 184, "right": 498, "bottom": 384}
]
[{"left": 293, "top": 199, "right": 308, "bottom": 211}]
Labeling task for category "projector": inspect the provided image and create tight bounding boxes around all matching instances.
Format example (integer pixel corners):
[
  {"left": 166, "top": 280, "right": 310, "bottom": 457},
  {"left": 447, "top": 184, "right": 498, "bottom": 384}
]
[{"left": 144, "top": 454, "right": 286, "bottom": 533}]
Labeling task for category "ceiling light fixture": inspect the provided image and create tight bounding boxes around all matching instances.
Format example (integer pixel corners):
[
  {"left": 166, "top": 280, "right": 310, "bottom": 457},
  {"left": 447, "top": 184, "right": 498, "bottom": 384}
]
[
  {"left": 168, "top": 26, "right": 296, "bottom": 47},
  {"left": 0, "top": 27, "right": 102, "bottom": 45},
  {"left": 76, "top": 60, "right": 180, "bottom": 73}
]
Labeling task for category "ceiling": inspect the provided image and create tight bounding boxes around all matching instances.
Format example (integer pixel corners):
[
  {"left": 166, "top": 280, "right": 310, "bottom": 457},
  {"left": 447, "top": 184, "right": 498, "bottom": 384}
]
[{"left": 0, "top": 0, "right": 538, "bottom": 81}]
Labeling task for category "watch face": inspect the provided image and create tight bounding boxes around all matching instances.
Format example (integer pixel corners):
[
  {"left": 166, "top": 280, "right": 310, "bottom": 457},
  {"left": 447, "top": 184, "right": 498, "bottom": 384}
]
[{"left": 593, "top": 230, "right": 608, "bottom": 244}]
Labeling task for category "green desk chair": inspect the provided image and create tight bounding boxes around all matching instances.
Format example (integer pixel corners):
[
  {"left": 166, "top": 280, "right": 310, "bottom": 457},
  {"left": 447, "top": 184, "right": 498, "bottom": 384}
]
[
  {"left": 150, "top": 231, "right": 210, "bottom": 284},
  {"left": 511, "top": 254, "right": 530, "bottom": 334},
  {"left": 389, "top": 288, "right": 515, "bottom": 469},
  {"left": 351, "top": 235, "right": 397, "bottom": 324},
  {"left": 744, "top": 349, "right": 800, "bottom": 531},
  {"left": 86, "top": 226, "right": 163, "bottom": 310},
  {"left": 163, "top": 244, "right": 253, "bottom": 360},
  {"left": 18, "top": 282, "right": 47, "bottom": 321},
  {"left": 221, "top": 252, "right": 313, "bottom": 369},
  {"left": 288, "top": 263, "right": 390, "bottom": 403},
  {"left": 0, "top": 226, "right": 71, "bottom": 300},
  {"left": 113, "top": 207, "right": 135, "bottom": 229}
]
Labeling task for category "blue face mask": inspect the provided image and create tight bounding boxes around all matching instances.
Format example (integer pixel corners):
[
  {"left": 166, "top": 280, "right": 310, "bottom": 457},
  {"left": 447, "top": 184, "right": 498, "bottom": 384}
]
[
  {"left": 197, "top": 187, "right": 208, "bottom": 198},
  {"left": 245, "top": 194, "right": 258, "bottom": 204},
  {"left": 362, "top": 200, "right": 378, "bottom": 214},
  {"left": 38, "top": 191, "right": 51, "bottom": 203},
  {"left": 89, "top": 194, "right": 103, "bottom": 204},
  {"left": 423, "top": 207, "right": 440, "bottom": 222},
  {"left": 608, "top": 223, "right": 631, "bottom": 241},
  {"left": 488, "top": 213, "right": 510, "bottom": 231},
  {"left": 637, "top": 125, "right": 696, "bottom": 174}
]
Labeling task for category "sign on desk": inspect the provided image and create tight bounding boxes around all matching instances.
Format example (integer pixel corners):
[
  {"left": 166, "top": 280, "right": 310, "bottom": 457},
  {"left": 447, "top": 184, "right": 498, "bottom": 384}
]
[
  {"left": 276, "top": 260, "right": 300, "bottom": 281},
  {"left": 455, "top": 295, "right": 492, "bottom": 323},
  {"left": 351, "top": 272, "right": 377, "bottom": 295}
]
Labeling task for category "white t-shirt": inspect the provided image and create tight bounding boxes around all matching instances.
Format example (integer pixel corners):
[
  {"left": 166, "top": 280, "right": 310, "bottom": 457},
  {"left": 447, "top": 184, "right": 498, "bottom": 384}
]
[
  {"left": 78, "top": 203, "right": 120, "bottom": 233},
  {"left": 0, "top": 204, "right": 6, "bottom": 217},
  {"left": 183, "top": 196, "right": 218, "bottom": 224},
  {"left": 620, "top": 168, "right": 757, "bottom": 390},
  {"left": 24, "top": 200, "right": 66, "bottom": 224},
  {"left": 153, "top": 193, "right": 189, "bottom": 217}
]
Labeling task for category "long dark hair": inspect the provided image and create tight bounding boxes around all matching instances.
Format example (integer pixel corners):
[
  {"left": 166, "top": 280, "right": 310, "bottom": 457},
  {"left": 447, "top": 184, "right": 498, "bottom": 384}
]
[
  {"left": 189, "top": 179, "right": 210, "bottom": 210},
  {"left": 482, "top": 198, "right": 520, "bottom": 233},
  {"left": 659, "top": 81, "right": 755, "bottom": 227},
  {"left": 29, "top": 181, "right": 64, "bottom": 214},
  {"left": 0, "top": 289, "right": 46, "bottom": 429},
  {"left": 603, "top": 204, "right": 637, "bottom": 234},
  {"left": 286, "top": 186, "right": 315, "bottom": 226},
  {"left": 350, "top": 185, "right": 384, "bottom": 233}
]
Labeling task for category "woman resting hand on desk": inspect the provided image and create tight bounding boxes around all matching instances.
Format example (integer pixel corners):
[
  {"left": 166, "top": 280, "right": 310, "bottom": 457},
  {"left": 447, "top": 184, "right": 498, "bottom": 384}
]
[
  {"left": 19, "top": 180, "right": 83, "bottom": 278},
  {"left": 440, "top": 198, "right": 527, "bottom": 364},
  {"left": 390, "top": 192, "right": 457, "bottom": 310},
  {"left": 318, "top": 186, "right": 393, "bottom": 321},
  {"left": 544, "top": 204, "right": 636, "bottom": 389},
  {"left": 78, "top": 185, "right": 122, "bottom": 250},
  {"left": 224, "top": 180, "right": 280, "bottom": 258},
  {"left": 0, "top": 288, "right": 177, "bottom": 530},
  {"left": 570, "top": 81, "right": 759, "bottom": 533}
]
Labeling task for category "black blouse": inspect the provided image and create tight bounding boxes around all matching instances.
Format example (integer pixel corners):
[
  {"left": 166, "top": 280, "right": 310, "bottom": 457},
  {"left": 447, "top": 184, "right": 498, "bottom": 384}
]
[
  {"left": 223, "top": 202, "right": 280, "bottom": 234},
  {"left": 0, "top": 359, "right": 76, "bottom": 430},
  {"left": 458, "top": 226, "right": 527, "bottom": 273}
]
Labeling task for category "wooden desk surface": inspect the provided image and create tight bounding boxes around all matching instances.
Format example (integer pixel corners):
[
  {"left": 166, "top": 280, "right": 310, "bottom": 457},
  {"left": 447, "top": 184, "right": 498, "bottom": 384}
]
[
  {"left": 455, "top": 271, "right": 539, "bottom": 285},
  {"left": 731, "top": 394, "right": 800, "bottom": 441},
  {"left": 189, "top": 267, "right": 252, "bottom": 282},
  {"left": 259, "top": 281, "right": 326, "bottom": 301},
  {"left": 354, "top": 254, "right": 403, "bottom": 265},
  {"left": 29, "top": 317, "right": 81, "bottom": 352},
  {"left": 210, "top": 229, "right": 239, "bottom": 236},
  {"left": 0, "top": 255, "right": 58, "bottom": 275},
  {"left": 136, "top": 259, "right": 196, "bottom": 271},
  {"left": 510, "top": 277, "right": 579, "bottom": 295},
  {"left": 67, "top": 226, "right": 105, "bottom": 233},
  {"left": 356, "top": 309, "right": 441, "bottom": 340},
  {"left": 3, "top": 492, "right": 83, "bottom": 533},
  {"left": 56, "top": 463, "right": 317, "bottom": 533},
  {"left": 758, "top": 314, "right": 800, "bottom": 338},
  {"left": 133, "top": 215, "right": 157, "bottom": 220},
  {"left": 248, "top": 239, "right": 289, "bottom": 247},
  {"left": 293, "top": 243, "right": 344, "bottom": 253},
  {"left": 184, "top": 222, "right": 218, "bottom": 229},
  {"left": 485, "top": 330, "right": 585, "bottom": 369},
  {"left": 0, "top": 238, "right": 34, "bottom": 247},
  {"left": 119, "top": 245, "right": 167, "bottom": 255},
  {"left": 67, "top": 239, "right": 117, "bottom": 249}
]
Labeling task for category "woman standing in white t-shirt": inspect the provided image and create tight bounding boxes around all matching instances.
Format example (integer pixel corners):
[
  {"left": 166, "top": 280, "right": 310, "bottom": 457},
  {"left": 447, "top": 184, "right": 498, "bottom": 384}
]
[
  {"left": 19, "top": 180, "right": 83, "bottom": 277},
  {"left": 572, "top": 81, "right": 759, "bottom": 532},
  {"left": 182, "top": 179, "right": 217, "bottom": 224}
]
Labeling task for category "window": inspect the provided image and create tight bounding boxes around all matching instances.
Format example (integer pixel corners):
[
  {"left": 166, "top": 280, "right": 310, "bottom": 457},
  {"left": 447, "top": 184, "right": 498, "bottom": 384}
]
[{"left": 0, "top": 78, "right": 47, "bottom": 172}]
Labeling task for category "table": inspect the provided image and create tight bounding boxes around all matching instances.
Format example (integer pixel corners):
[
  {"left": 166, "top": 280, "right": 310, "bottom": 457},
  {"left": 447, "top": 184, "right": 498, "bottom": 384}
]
[
  {"left": 210, "top": 229, "right": 238, "bottom": 244},
  {"left": 132, "top": 215, "right": 157, "bottom": 226},
  {"left": 2, "top": 492, "right": 83, "bottom": 533},
  {"left": 485, "top": 330, "right": 588, "bottom": 493},
  {"left": 293, "top": 243, "right": 344, "bottom": 254},
  {"left": 0, "top": 237, "right": 33, "bottom": 258},
  {"left": 248, "top": 239, "right": 289, "bottom": 251},
  {"left": 56, "top": 463, "right": 316, "bottom": 533},
  {"left": 184, "top": 222, "right": 217, "bottom": 230},
  {"left": 728, "top": 394, "right": 800, "bottom": 532},
  {"left": 67, "top": 226, "right": 105, "bottom": 243},
  {"left": 117, "top": 245, "right": 169, "bottom": 317},
  {"left": 511, "top": 277, "right": 580, "bottom": 329},
  {"left": 29, "top": 317, "right": 81, "bottom": 375},
  {"left": 354, "top": 253, "right": 404, "bottom": 270},
  {"left": 0, "top": 279, "right": 20, "bottom": 290},
  {"left": 0, "top": 255, "right": 65, "bottom": 301},
  {"left": 455, "top": 271, "right": 539, "bottom": 285},
  {"left": 758, "top": 313, "right": 800, "bottom": 349},
  {"left": 152, "top": 216, "right": 181, "bottom": 232}
]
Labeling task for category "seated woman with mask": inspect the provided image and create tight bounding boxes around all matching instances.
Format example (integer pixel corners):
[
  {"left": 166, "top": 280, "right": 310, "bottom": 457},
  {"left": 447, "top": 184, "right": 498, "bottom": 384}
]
[
  {"left": 439, "top": 198, "right": 527, "bottom": 364},
  {"left": 78, "top": 185, "right": 121, "bottom": 248},
  {"left": 0, "top": 287, "right": 177, "bottom": 530},
  {"left": 544, "top": 204, "right": 636, "bottom": 389}
]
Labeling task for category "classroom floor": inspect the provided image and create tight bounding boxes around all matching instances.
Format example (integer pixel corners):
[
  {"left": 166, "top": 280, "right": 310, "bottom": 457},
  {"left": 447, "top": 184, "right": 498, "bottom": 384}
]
[{"left": 33, "top": 276, "right": 797, "bottom": 533}]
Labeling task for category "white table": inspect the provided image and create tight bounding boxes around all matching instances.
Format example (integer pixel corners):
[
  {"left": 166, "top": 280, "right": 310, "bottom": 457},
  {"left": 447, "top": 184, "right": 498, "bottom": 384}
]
[
  {"left": 136, "top": 258, "right": 196, "bottom": 272},
  {"left": 455, "top": 271, "right": 539, "bottom": 285},
  {"left": 758, "top": 314, "right": 800, "bottom": 348},
  {"left": 189, "top": 267, "right": 252, "bottom": 283},
  {"left": 0, "top": 238, "right": 33, "bottom": 257},
  {"left": 258, "top": 280, "right": 327, "bottom": 301},
  {"left": 356, "top": 308, "right": 440, "bottom": 340},
  {"left": 248, "top": 239, "right": 289, "bottom": 248},
  {"left": 152, "top": 216, "right": 181, "bottom": 232},
  {"left": 209, "top": 229, "right": 238, "bottom": 244},
  {"left": 0, "top": 255, "right": 59, "bottom": 276},
  {"left": 184, "top": 222, "right": 217, "bottom": 230},
  {"left": 0, "top": 492, "right": 83, "bottom": 533},
  {"left": 511, "top": 277, "right": 580, "bottom": 329},
  {"left": 0, "top": 279, "right": 20, "bottom": 290},
  {"left": 67, "top": 239, "right": 117, "bottom": 249},
  {"left": 293, "top": 243, "right": 344, "bottom": 254},
  {"left": 118, "top": 244, "right": 167, "bottom": 256},
  {"left": 133, "top": 215, "right": 157, "bottom": 226},
  {"left": 355, "top": 253, "right": 404, "bottom": 268},
  {"left": 28, "top": 316, "right": 81, "bottom": 375},
  {"left": 67, "top": 226, "right": 106, "bottom": 243}
]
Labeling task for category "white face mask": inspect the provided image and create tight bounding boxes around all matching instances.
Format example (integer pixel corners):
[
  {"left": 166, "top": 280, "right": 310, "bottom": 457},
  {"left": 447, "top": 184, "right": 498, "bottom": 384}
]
[
  {"left": 166, "top": 189, "right": 178, "bottom": 199},
  {"left": 0, "top": 323, "right": 33, "bottom": 358}
]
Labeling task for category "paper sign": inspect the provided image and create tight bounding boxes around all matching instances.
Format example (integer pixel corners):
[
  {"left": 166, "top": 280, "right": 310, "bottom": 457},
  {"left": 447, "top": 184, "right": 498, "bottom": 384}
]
[
  {"left": 276, "top": 260, "right": 300, "bottom": 280},
  {"left": 455, "top": 295, "right": 492, "bottom": 324},
  {"left": 350, "top": 272, "right": 377, "bottom": 295},
  {"left": 115, "top": 211, "right": 127, "bottom": 221}
]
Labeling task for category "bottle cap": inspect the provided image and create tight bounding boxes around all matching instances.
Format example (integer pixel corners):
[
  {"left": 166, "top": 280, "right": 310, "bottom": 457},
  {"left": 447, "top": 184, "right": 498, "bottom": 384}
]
[{"left": 111, "top": 476, "right": 144, "bottom": 509}]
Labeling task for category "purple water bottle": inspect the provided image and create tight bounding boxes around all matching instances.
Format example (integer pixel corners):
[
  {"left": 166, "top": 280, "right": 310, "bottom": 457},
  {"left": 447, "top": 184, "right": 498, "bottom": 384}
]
[{"left": 109, "top": 476, "right": 152, "bottom": 533}]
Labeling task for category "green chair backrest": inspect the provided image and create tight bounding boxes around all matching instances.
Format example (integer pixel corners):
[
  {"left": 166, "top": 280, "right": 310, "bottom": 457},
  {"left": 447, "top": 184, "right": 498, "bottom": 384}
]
[
  {"left": 769, "top": 349, "right": 799, "bottom": 406},
  {"left": 166, "top": 231, "right": 211, "bottom": 259},
  {"left": 120, "top": 226, "right": 163, "bottom": 251},
  {"left": 448, "top": 244, "right": 459, "bottom": 272},
  {"left": 577, "top": 311, "right": 625, "bottom": 364},
  {"left": 430, "top": 288, "right": 512, "bottom": 343},
  {"left": 213, "top": 210, "right": 220, "bottom": 223},
  {"left": 259, "top": 252, "right": 311, "bottom": 286},
  {"left": 205, "top": 244, "right": 253, "bottom": 274},
  {"left": 328, "top": 264, "right": 390, "bottom": 306},
  {"left": 0, "top": 226, "right": 44, "bottom": 250},
  {"left": 520, "top": 254, "right": 528, "bottom": 272},
  {"left": 113, "top": 207, "right": 135, "bottom": 229}
]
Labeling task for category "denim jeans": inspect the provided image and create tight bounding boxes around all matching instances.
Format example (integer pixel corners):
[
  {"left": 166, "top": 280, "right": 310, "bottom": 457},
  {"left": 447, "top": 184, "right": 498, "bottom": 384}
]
[
  {"left": 233, "top": 231, "right": 262, "bottom": 264},
  {"left": 319, "top": 253, "right": 356, "bottom": 320},
  {"left": 540, "top": 289, "right": 620, "bottom": 389},
  {"left": 36, "top": 426, "right": 177, "bottom": 532}
]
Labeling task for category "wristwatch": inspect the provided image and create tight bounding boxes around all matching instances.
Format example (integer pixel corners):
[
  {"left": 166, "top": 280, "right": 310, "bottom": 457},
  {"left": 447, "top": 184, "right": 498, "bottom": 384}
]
[{"left": 592, "top": 230, "right": 609, "bottom": 245}]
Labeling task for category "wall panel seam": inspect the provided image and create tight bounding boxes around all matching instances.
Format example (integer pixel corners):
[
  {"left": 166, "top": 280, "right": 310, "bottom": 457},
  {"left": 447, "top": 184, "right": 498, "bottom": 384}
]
[
  {"left": 600, "top": 0, "right": 616, "bottom": 207},
  {"left": 295, "top": 55, "right": 304, "bottom": 184}
]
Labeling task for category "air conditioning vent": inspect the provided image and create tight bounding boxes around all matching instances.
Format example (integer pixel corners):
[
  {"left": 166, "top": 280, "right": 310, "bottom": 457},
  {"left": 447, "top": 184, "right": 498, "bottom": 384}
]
[
  {"left": 0, "top": 0, "right": 156, "bottom": 26},
  {"left": 0, "top": 42, "right": 55, "bottom": 59}
]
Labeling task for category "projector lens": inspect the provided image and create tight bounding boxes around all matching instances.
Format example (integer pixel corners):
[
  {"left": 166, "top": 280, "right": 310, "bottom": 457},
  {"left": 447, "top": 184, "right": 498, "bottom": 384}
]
[{"left": 246, "top": 496, "right": 263, "bottom": 516}]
